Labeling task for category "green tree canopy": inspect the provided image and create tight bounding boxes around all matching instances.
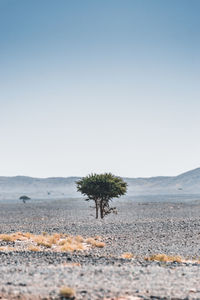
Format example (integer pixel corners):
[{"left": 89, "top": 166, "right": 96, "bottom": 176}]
[{"left": 76, "top": 173, "right": 127, "bottom": 219}]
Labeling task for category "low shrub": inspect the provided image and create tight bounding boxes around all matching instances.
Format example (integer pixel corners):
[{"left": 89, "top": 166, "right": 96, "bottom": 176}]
[
  {"left": 59, "top": 286, "right": 75, "bottom": 299},
  {"left": 145, "top": 253, "right": 183, "bottom": 263}
]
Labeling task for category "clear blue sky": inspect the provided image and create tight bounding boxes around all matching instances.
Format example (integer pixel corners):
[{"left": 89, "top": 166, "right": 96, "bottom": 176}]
[{"left": 0, "top": 0, "right": 200, "bottom": 178}]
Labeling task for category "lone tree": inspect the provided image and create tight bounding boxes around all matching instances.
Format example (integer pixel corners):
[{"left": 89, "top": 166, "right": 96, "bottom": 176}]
[
  {"left": 76, "top": 173, "right": 127, "bottom": 219},
  {"left": 19, "top": 195, "right": 31, "bottom": 203}
]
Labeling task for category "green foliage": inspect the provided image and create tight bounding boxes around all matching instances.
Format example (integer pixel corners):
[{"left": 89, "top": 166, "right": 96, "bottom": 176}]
[
  {"left": 76, "top": 173, "right": 127, "bottom": 218},
  {"left": 19, "top": 195, "right": 31, "bottom": 200},
  {"left": 77, "top": 173, "right": 127, "bottom": 201}
]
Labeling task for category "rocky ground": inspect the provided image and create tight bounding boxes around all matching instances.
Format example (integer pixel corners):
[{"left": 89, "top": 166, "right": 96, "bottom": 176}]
[{"left": 1, "top": 196, "right": 200, "bottom": 299}]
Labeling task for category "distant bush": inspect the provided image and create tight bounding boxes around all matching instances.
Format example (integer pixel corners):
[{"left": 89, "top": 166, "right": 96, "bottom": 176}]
[{"left": 19, "top": 195, "right": 31, "bottom": 203}]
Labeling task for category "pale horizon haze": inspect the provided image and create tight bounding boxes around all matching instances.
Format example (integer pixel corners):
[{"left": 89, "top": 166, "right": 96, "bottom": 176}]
[{"left": 0, "top": 0, "right": 200, "bottom": 178}]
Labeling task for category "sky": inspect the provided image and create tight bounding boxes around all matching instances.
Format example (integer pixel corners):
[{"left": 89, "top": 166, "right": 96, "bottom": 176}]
[{"left": 0, "top": 0, "right": 200, "bottom": 178}]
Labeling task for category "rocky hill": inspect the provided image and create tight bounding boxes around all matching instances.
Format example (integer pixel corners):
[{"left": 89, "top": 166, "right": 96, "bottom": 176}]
[
  {"left": 0, "top": 168, "right": 200, "bottom": 200},
  {"left": 126, "top": 168, "right": 200, "bottom": 195}
]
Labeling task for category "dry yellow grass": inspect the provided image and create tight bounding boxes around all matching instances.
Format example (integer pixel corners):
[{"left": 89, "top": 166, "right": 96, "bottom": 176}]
[
  {"left": 23, "top": 232, "right": 33, "bottom": 239},
  {"left": 12, "top": 232, "right": 27, "bottom": 241},
  {"left": 59, "top": 286, "right": 75, "bottom": 299},
  {"left": 121, "top": 252, "right": 134, "bottom": 259},
  {"left": 0, "top": 232, "right": 105, "bottom": 252},
  {"left": 66, "top": 236, "right": 73, "bottom": 243},
  {"left": 60, "top": 244, "right": 77, "bottom": 252},
  {"left": 60, "top": 241, "right": 85, "bottom": 252},
  {"left": 58, "top": 239, "right": 67, "bottom": 246},
  {"left": 0, "top": 232, "right": 33, "bottom": 242},
  {"left": 145, "top": 254, "right": 183, "bottom": 263},
  {"left": 85, "top": 238, "right": 106, "bottom": 248},
  {"left": 74, "top": 235, "right": 84, "bottom": 242},
  {"left": 58, "top": 236, "right": 85, "bottom": 251},
  {"left": 0, "top": 246, "right": 15, "bottom": 251},
  {"left": 85, "top": 237, "right": 96, "bottom": 245},
  {"left": 33, "top": 236, "right": 52, "bottom": 248},
  {"left": 46, "top": 233, "right": 61, "bottom": 245},
  {"left": 6, "top": 246, "right": 17, "bottom": 251},
  {"left": 38, "top": 241, "right": 52, "bottom": 248},
  {"left": 94, "top": 241, "right": 106, "bottom": 248},
  {"left": 28, "top": 245, "right": 41, "bottom": 251},
  {"left": 0, "top": 234, "right": 14, "bottom": 242},
  {"left": 94, "top": 235, "right": 102, "bottom": 240},
  {"left": 85, "top": 238, "right": 105, "bottom": 248}
]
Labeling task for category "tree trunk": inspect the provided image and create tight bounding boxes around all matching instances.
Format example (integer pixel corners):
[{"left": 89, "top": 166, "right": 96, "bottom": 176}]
[
  {"left": 100, "top": 200, "right": 104, "bottom": 219},
  {"left": 95, "top": 200, "right": 99, "bottom": 219}
]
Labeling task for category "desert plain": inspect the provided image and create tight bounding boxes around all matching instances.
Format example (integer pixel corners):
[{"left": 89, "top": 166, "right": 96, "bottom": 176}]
[{"left": 1, "top": 195, "right": 200, "bottom": 299}]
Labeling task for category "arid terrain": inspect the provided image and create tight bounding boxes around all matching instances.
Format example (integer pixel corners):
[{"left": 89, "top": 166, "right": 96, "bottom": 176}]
[{"left": 1, "top": 196, "right": 200, "bottom": 299}]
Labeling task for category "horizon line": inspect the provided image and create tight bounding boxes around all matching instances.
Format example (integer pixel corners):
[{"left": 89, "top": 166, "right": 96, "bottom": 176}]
[{"left": 0, "top": 167, "right": 199, "bottom": 180}]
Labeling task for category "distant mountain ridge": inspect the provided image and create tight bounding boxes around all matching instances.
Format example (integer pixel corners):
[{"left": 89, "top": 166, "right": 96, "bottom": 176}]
[{"left": 0, "top": 168, "right": 200, "bottom": 200}]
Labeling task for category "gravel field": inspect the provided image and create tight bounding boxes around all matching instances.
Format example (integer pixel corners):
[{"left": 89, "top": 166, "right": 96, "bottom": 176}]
[{"left": 1, "top": 196, "right": 200, "bottom": 299}]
